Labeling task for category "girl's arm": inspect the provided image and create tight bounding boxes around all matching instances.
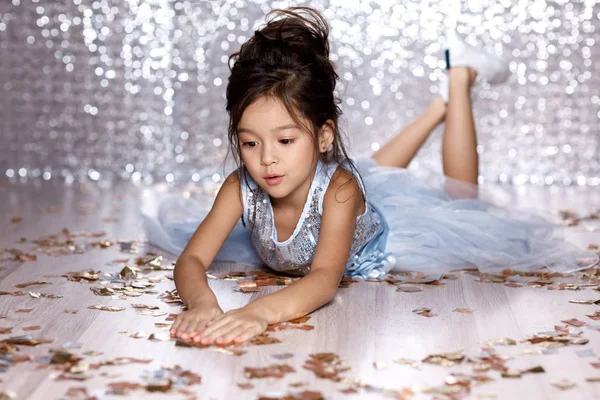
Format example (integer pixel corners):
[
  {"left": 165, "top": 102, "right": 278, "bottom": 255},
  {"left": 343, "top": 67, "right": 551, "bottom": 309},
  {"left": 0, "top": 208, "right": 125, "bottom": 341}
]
[
  {"left": 197, "top": 167, "right": 363, "bottom": 345},
  {"left": 174, "top": 170, "right": 243, "bottom": 308}
]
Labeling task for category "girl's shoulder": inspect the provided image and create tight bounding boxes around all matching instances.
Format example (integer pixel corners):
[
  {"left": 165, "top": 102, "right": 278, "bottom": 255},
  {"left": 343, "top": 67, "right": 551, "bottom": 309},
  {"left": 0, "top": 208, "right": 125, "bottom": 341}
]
[{"left": 318, "top": 158, "right": 367, "bottom": 216}]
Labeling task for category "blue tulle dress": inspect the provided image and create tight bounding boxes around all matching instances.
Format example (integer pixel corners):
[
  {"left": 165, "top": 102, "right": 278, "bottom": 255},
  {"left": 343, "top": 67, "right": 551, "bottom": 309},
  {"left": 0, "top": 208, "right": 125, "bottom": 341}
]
[{"left": 141, "top": 156, "right": 599, "bottom": 279}]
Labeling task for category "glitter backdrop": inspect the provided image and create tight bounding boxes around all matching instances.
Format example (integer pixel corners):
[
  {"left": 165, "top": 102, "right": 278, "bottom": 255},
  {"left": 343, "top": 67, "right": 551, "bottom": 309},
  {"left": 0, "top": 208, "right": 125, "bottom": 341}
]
[{"left": 0, "top": 0, "right": 598, "bottom": 186}]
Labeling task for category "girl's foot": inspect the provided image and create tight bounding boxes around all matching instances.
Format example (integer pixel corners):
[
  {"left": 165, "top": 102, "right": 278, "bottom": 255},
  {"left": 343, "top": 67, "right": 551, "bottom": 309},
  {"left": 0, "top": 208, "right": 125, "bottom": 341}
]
[
  {"left": 429, "top": 95, "right": 448, "bottom": 117},
  {"left": 444, "top": 31, "right": 509, "bottom": 85},
  {"left": 436, "top": 67, "right": 476, "bottom": 104}
]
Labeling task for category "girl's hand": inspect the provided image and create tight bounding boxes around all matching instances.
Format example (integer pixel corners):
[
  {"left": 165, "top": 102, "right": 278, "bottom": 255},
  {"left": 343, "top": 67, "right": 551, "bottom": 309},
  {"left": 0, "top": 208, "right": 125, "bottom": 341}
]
[
  {"left": 194, "top": 306, "right": 269, "bottom": 345},
  {"left": 170, "top": 299, "right": 224, "bottom": 341}
]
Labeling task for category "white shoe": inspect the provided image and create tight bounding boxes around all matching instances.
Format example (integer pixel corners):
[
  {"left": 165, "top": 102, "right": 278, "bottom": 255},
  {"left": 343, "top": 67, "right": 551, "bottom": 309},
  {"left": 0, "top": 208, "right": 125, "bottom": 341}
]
[{"left": 445, "top": 31, "right": 510, "bottom": 85}]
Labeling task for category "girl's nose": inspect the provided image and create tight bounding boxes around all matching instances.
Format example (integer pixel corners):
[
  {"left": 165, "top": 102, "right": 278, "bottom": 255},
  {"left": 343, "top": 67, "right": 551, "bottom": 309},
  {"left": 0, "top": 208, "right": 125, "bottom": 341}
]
[{"left": 260, "top": 147, "right": 278, "bottom": 166}]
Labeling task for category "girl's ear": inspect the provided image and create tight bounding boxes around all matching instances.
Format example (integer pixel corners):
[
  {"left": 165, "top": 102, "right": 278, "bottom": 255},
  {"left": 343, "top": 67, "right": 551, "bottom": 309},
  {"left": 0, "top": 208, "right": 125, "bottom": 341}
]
[{"left": 318, "top": 120, "right": 335, "bottom": 153}]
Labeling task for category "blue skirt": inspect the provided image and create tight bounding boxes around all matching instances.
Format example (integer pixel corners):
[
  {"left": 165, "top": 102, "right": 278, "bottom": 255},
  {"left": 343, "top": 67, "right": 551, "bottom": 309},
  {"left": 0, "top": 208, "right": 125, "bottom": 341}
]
[{"left": 141, "top": 157, "right": 598, "bottom": 278}]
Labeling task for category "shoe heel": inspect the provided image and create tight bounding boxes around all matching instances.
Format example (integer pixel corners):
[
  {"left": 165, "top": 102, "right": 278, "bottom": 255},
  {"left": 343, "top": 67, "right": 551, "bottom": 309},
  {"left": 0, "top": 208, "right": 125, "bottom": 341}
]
[{"left": 444, "top": 49, "right": 451, "bottom": 70}]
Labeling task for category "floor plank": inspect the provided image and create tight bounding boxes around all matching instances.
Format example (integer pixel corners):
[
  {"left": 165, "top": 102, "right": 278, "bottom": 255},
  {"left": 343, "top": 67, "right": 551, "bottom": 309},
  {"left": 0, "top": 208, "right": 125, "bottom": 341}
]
[{"left": 1, "top": 178, "right": 599, "bottom": 400}]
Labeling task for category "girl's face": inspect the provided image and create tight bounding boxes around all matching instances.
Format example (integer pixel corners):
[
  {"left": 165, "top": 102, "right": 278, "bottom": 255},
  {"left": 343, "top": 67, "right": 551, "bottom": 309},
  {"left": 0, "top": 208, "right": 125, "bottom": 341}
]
[{"left": 237, "top": 96, "right": 328, "bottom": 205}]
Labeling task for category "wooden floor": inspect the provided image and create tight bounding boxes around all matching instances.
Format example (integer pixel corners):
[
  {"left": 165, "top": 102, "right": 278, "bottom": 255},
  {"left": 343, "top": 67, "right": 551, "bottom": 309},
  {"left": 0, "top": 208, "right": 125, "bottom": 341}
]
[{"left": 1, "top": 177, "right": 600, "bottom": 400}]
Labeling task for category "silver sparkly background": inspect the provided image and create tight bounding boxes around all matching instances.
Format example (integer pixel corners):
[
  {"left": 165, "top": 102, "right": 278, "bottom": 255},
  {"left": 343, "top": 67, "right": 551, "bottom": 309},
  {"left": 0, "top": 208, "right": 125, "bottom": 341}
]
[{"left": 0, "top": 0, "right": 598, "bottom": 187}]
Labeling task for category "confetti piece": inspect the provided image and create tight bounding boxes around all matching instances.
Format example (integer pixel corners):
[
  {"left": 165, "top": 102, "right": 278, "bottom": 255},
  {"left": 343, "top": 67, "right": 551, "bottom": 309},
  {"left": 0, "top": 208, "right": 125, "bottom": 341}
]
[
  {"left": 131, "top": 304, "right": 160, "bottom": 310},
  {"left": 271, "top": 353, "right": 294, "bottom": 360},
  {"left": 16, "top": 309, "right": 33, "bottom": 313},
  {"left": 64, "top": 309, "right": 78, "bottom": 314},
  {"left": 561, "top": 318, "right": 587, "bottom": 327},
  {"left": 501, "top": 369, "right": 521, "bottom": 378},
  {"left": 453, "top": 308, "right": 473, "bottom": 314},
  {"left": 303, "top": 353, "right": 350, "bottom": 382},
  {"left": 569, "top": 299, "right": 600, "bottom": 305},
  {"left": 412, "top": 307, "right": 438, "bottom": 317},
  {"left": 211, "top": 347, "right": 247, "bottom": 356},
  {"left": 0, "top": 291, "right": 24, "bottom": 296},
  {"left": 119, "top": 331, "right": 150, "bottom": 339},
  {"left": 373, "top": 360, "right": 388, "bottom": 370},
  {"left": 148, "top": 333, "right": 171, "bottom": 341},
  {"left": 551, "top": 379, "right": 576, "bottom": 390},
  {"left": 135, "top": 309, "right": 167, "bottom": 317},
  {"left": 15, "top": 281, "right": 50, "bottom": 289},
  {"left": 3, "top": 335, "right": 53, "bottom": 346},
  {"left": 88, "top": 305, "right": 126, "bottom": 312},
  {"left": 28, "top": 292, "right": 62, "bottom": 299},
  {"left": 244, "top": 364, "right": 295, "bottom": 379},
  {"left": 521, "top": 366, "right": 545, "bottom": 374},
  {"left": 422, "top": 351, "right": 464, "bottom": 367},
  {"left": 393, "top": 358, "right": 422, "bottom": 369},
  {"left": 587, "top": 311, "right": 600, "bottom": 321},
  {"left": 22, "top": 326, "right": 41, "bottom": 331},
  {"left": 396, "top": 286, "right": 422, "bottom": 293},
  {"left": 237, "top": 382, "right": 254, "bottom": 389}
]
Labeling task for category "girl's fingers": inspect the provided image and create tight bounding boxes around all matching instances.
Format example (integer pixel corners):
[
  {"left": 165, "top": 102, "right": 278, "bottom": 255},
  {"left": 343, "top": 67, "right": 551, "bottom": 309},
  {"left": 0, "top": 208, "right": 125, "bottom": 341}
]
[
  {"left": 216, "top": 325, "right": 247, "bottom": 344},
  {"left": 171, "top": 317, "right": 183, "bottom": 335},
  {"left": 201, "top": 321, "right": 242, "bottom": 344},
  {"left": 178, "top": 320, "right": 192, "bottom": 339},
  {"left": 206, "top": 313, "right": 225, "bottom": 326},
  {"left": 200, "top": 316, "right": 232, "bottom": 337},
  {"left": 233, "top": 327, "right": 256, "bottom": 343},
  {"left": 189, "top": 319, "right": 210, "bottom": 338}
]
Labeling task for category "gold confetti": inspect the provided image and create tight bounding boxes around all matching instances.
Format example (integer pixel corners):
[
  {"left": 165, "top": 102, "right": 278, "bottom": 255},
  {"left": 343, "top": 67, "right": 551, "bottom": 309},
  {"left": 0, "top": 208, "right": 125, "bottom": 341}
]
[
  {"left": 453, "top": 308, "right": 473, "bottom": 314},
  {"left": 148, "top": 333, "right": 172, "bottom": 341},
  {"left": 393, "top": 358, "right": 422, "bottom": 369},
  {"left": 211, "top": 347, "right": 247, "bottom": 356},
  {"left": 15, "top": 281, "right": 50, "bottom": 289},
  {"left": 569, "top": 299, "right": 599, "bottom": 305},
  {"left": 423, "top": 351, "right": 465, "bottom": 367},
  {"left": 551, "top": 379, "right": 576, "bottom": 390},
  {"left": 88, "top": 305, "right": 125, "bottom": 312},
  {"left": 135, "top": 309, "right": 167, "bottom": 317},
  {"left": 396, "top": 286, "right": 422, "bottom": 293}
]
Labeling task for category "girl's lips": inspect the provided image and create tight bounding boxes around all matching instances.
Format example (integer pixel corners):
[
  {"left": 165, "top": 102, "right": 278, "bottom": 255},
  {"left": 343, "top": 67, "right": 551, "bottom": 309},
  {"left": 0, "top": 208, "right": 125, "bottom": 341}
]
[{"left": 265, "top": 176, "right": 284, "bottom": 186}]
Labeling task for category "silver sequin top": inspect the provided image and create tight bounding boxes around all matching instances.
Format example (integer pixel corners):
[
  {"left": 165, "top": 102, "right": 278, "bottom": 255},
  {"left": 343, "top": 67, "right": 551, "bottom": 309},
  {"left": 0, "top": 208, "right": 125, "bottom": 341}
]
[{"left": 239, "top": 159, "right": 385, "bottom": 276}]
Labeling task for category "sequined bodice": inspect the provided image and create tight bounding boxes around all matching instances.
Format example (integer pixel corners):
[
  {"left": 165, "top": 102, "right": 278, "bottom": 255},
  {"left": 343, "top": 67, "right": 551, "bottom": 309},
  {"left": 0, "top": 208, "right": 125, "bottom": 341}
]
[{"left": 239, "top": 160, "right": 385, "bottom": 276}]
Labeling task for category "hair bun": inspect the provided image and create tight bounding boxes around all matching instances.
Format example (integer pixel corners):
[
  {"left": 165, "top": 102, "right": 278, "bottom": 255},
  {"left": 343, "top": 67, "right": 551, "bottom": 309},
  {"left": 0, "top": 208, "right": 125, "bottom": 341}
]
[{"left": 242, "top": 7, "right": 331, "bottom": 61}]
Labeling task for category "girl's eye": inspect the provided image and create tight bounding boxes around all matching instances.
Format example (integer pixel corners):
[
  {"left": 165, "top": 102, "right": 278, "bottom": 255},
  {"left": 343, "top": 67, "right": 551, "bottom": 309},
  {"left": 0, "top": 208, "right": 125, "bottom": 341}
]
[
  {"left": 242, "top": 142, "right": 257, "bottom": 148},
  {"left": 280, "top": 139, "right": 295, "bottom": 145}
]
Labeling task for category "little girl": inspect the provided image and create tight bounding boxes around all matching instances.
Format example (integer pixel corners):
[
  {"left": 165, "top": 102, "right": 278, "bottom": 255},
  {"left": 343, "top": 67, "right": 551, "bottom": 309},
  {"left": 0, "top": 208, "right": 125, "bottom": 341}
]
[{"left": 142, "top": 7, "right": 598, "bottom": 346}]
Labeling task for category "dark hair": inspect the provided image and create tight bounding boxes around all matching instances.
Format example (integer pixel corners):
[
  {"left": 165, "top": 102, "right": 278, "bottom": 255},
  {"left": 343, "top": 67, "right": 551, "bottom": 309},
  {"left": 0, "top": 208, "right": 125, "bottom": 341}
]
[{"left": 225, "top": 6, "right": 364, "bottom": 230}]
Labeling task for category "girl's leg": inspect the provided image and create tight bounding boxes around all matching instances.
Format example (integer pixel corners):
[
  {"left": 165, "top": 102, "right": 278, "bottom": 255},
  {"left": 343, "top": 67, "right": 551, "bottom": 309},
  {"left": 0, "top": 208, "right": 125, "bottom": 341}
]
[
  {"left": 371, "top": 96, "right": 447, "bottom": 168},
  {"left": 442, "top": 67, "right": 478, "bottom": 184}
]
